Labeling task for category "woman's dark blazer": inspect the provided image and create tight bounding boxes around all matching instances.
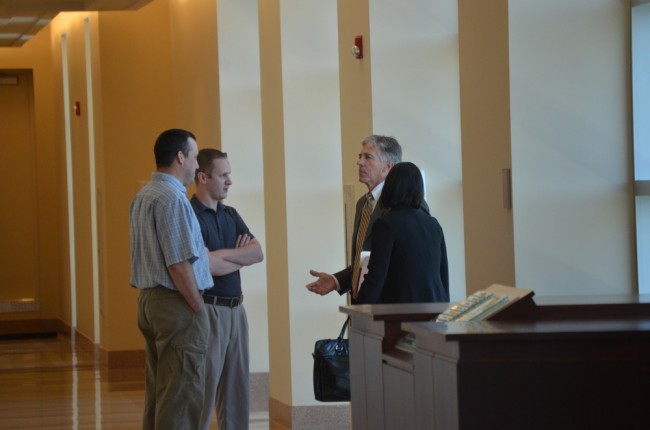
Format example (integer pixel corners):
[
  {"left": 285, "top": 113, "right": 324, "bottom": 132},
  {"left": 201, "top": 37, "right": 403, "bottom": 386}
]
[{"left": 355, "top": 206, "right": 449, "bottom": 304}]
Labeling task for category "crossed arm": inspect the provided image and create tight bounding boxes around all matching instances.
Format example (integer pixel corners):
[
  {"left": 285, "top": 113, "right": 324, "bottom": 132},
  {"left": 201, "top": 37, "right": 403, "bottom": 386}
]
[{"left": 207, "top": 234, "right": 264, "bottom": 276}]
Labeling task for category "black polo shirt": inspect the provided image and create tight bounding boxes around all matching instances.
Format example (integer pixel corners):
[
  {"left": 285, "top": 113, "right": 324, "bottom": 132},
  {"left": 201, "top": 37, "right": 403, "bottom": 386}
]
[{"left": 190, "top": 195, "right": 253, "bottom": 297}]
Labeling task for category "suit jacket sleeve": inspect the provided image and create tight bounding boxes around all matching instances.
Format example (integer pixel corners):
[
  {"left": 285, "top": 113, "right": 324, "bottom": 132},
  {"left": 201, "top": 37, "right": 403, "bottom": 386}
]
[
  {"left": 333, "top": 266, "right": 353, "bottom": 295},
  {"left": 440, "top": 230, "right": 450, "bottom": 300}
]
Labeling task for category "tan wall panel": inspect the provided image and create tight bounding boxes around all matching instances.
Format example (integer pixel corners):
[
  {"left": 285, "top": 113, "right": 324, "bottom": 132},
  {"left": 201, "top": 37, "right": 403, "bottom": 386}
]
[
  {"left": 98, "top": 0, "right": 176, "bottom": 351},
  {"left": 0, "top": 72, "right": 39, "bottom": 301},
  {"left": 458, "top": 0, "right": 515, "bottom": 292},
  {"left": 169, "top": 0, "right": 221, "bottom": 147},
  {"left": 337, "top": 0, "right": 372, "bottom": 191},
  {"left": 258, "top": 0, "right": 292, "bottom": 406}
]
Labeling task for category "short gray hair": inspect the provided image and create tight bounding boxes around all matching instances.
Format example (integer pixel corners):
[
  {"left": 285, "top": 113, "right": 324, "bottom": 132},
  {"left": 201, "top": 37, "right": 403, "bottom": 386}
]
[{"left": 362, "top": 135, "right": 402, "bottom": 165}]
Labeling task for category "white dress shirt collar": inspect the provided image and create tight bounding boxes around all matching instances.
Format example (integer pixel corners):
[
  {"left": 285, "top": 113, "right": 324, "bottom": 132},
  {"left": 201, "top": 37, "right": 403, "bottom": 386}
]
[{"left": 369, "top": 181, "right": 384, "bottom": 207}]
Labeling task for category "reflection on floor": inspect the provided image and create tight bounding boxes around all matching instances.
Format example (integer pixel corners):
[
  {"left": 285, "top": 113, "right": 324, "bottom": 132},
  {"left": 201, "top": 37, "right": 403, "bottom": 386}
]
[{"left": 0, "top": 333, "right": 272, "bottom": 429}]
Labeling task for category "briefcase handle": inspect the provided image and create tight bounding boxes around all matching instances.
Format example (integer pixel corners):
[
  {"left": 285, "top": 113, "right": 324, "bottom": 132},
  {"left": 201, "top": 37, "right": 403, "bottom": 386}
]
[{"left": 338, "top": 317, "right": 350, "bottom": 340}]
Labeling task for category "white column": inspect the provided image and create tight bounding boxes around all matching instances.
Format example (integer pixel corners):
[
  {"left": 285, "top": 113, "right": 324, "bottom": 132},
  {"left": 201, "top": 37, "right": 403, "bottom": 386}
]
[
  {"left": 216, "top": 0, "right": 269, "bottom": 374},
  {"left": 279, "top": 0, "right": 345, "bottom": 406},
  {"left": 259, "top": 0, "right": 347, "bottom": 425}
]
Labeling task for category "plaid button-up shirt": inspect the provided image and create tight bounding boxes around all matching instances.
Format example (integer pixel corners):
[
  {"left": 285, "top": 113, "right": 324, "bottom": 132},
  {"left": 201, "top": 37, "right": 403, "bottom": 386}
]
[{"left": 130, "top": 172, "right": 213, "bottom": 291}]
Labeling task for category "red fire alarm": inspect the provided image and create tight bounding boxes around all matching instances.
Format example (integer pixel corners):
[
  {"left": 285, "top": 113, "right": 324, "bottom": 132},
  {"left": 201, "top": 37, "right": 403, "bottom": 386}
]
[
  {"left": 74, "top": 101, "right": 81, "bottom": 116},
  {"left": 352, "top": 35, "right": 363, "bottom": 59}
]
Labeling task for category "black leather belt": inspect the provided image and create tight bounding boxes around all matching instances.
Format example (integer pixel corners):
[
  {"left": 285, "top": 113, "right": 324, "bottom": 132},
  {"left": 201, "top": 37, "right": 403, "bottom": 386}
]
[{"left": 203, "top": 294, "right": 243, "bottom": 308}]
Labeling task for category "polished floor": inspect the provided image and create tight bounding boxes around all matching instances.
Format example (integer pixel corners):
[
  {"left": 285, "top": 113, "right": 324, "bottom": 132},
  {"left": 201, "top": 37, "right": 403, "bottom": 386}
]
[{"left": 0, "top": 333, "right": 270, "bottom": 429}]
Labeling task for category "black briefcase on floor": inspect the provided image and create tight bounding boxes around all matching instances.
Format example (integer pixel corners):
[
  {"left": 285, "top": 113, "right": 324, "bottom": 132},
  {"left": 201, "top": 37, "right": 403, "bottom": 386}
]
[{"left": 312, "top": 318, "right": 350, "bottom": 402}]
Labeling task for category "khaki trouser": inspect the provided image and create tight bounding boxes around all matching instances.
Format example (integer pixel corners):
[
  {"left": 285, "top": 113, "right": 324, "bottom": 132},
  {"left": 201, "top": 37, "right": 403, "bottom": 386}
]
[{"left": 138, "top": 287, "right": 209, "bottom": 430}]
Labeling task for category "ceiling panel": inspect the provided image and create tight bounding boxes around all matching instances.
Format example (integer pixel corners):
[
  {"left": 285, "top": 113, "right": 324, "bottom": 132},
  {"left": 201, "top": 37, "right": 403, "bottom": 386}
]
[{"left": 0, "top": 0, "right": 154, "bottom": 47}]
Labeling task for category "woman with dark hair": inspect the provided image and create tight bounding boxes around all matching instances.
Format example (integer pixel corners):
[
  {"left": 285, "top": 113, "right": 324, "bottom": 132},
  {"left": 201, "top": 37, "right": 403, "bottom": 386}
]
[{"left": 355, "top": 162, "right": 449, "bottom": 304}]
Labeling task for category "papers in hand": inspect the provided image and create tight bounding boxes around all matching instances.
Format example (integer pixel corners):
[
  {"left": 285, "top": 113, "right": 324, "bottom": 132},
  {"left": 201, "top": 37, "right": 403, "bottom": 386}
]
[{"left": 357, "top": 251, "right": 371, "bottom": 293}]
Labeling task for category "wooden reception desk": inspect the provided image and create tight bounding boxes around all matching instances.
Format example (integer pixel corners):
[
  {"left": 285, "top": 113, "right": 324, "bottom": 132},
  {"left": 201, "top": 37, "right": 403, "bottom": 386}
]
[{"left": 341, "top": 294, "right": 650, "bottom": 430}]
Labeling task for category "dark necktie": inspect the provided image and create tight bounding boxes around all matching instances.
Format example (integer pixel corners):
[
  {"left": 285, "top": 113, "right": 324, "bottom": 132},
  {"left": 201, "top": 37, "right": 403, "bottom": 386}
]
[{"left": 352, "top": 193, "right": 374, "bottom": 297}]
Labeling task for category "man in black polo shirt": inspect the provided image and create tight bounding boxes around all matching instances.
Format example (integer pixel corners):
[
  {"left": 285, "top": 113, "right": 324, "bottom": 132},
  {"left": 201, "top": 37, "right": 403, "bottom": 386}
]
[{"left": 191, "top": 148, "right": 264, "bottom": 430}]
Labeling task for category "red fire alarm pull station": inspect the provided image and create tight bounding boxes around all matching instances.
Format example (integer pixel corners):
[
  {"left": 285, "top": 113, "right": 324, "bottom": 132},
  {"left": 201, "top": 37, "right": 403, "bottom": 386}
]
[
  {"left": 352, "top": 35, "right": 363, "bottom": 59},
  {"left": 74, "top": 101, "right": 81, "bottom": 116}
]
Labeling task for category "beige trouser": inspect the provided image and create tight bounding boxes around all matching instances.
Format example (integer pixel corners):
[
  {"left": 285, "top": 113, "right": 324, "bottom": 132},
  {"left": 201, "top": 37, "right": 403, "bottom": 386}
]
[
  {"left": 138, "top": 287, "right": 209, "bottom": 430},
  {"left": 199, "top": 303, "right": 250, "bottom": 430}
]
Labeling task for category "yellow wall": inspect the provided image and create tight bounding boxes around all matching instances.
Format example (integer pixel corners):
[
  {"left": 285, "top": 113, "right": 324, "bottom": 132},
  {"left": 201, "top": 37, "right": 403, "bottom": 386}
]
[
  {"left": 169, "top": 0, "right": 221, "bottom": 145},
  {"left": 0, "top": 26, "right": 62, "bottom": 322},
  {"left": 45, "top": 4, "right": 179, "bottom": 347},
  {"left": 0, "top": 0, "right": 635, "bottom": 378},
  {"left": 337, "top": 0, "right": 372, "bottom": 193},
  {"left": 97, "top": 1, "right": 177, "bottom": 350},
  {"left": 0, "top": 0, "right": 222, "bottom": 351},
  {"left": 49, "top": 12, "right": 96, "bottom": 341},
  {"left": 97, "top": 0, "right": 221, "bottom": 351},
  {"left": 0, "top": 72, "right": 40, "bottom": 302}
]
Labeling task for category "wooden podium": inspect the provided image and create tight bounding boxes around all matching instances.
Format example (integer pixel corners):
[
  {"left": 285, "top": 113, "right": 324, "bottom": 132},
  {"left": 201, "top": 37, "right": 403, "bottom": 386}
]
[
  {"left": 341, "top": 288, "right": 650, "bottom": 430},
  {"left": 339, "top": 302, "right": 449, "bottom": 430}
]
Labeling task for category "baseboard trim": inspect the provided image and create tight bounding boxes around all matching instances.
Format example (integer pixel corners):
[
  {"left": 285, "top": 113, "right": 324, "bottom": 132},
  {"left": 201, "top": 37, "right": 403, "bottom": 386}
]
[
  {"left": 269, "top": 396, "right": 350, "bottom": 430},
  {"left": 0, "top": 318, "right": 60, "bottom": 337},
  {"left": 251, "top": 372, "right": 269, "bottom": 412}
]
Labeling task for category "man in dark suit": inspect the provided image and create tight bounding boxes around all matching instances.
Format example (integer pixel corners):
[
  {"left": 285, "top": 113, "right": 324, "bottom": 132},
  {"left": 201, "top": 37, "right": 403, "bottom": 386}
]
[{"left": 306, "top": 135, "right": 401, "bottom": 302}]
